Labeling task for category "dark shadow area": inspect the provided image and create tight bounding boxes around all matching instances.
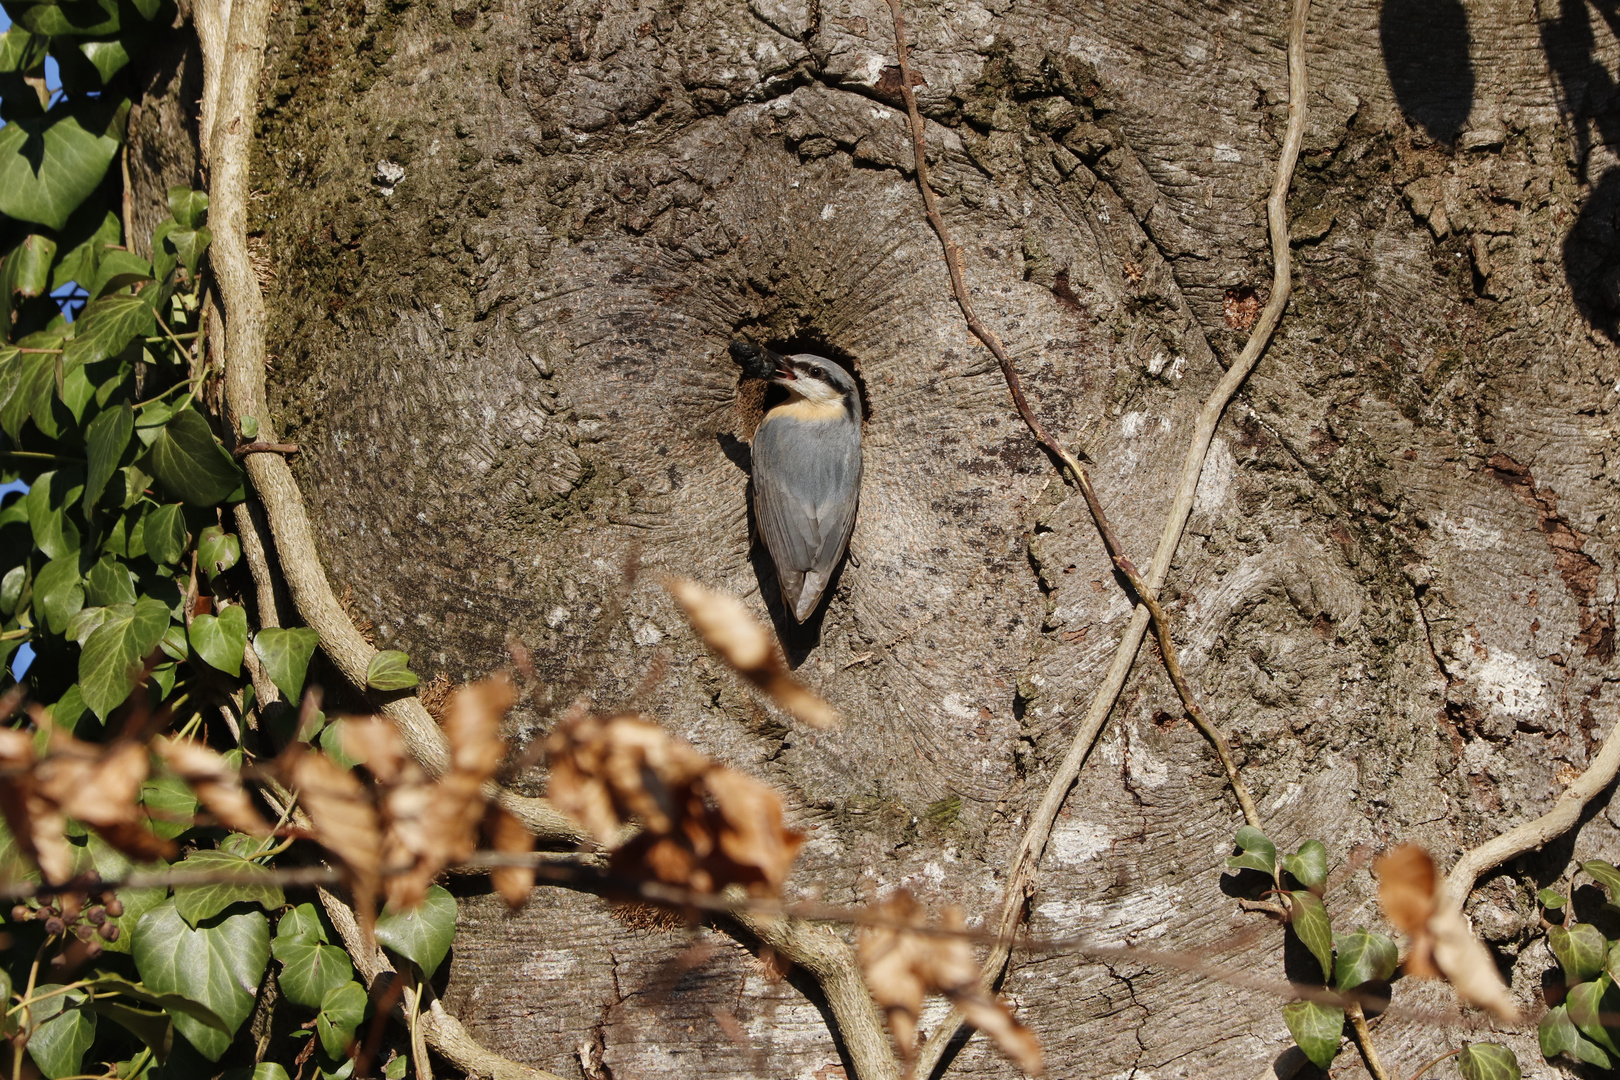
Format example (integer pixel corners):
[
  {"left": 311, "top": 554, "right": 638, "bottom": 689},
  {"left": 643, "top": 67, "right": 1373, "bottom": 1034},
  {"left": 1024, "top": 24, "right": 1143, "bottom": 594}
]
[
  {"left": 716, "top": 431, "right": 752, "bottom": 474},
  {"left": 1541, "top": 0, "right": 1620, "bottom": 337},
  {"left": 1564, "top": 160, "right": 1620, "bottom": 339},
  {"left": 1380, "top": 0, "right": 1475, "bottom": 143}
]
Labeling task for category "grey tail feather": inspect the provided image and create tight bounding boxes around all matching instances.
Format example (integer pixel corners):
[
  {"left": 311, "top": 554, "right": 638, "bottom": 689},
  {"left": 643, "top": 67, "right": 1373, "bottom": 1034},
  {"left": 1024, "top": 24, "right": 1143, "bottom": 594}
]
[
  {"left": 792, "top": 570, "right": 830, "bottom": 622},
  {"left": 777, "top": 568, "right": 808, "bottom": 621}
]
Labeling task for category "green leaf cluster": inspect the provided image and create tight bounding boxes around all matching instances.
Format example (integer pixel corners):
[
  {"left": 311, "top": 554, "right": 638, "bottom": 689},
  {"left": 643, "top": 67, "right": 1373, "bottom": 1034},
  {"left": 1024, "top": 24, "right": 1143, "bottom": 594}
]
[
  {"left": 1537, "top": 861, "right": 1620, "bottom": 1069},
  {"left": 0, "top": 6, "right": 346, "bottom": 1076}
]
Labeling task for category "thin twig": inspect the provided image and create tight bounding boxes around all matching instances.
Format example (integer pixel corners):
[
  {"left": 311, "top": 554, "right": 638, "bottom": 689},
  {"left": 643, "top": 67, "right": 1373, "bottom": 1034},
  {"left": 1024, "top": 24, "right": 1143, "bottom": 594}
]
[
  {"left": 231, "top": 440, "right": 301, "bottom": 458},
  {"left": 880, "top": 0, "right": 1259, "bottom": 830},
  {"left": 1405, "top": 1045, "right": 1460, "bottom": 1080},
  {"left": 1443, "top": 719, "right": 1620, "bottom": 909},
  {"left": 1346, "top": 1001, "right": 1392, "bottom": 1080},
  {"left": 897, "top": 0, "right": 1312, "bottom": 1071}
]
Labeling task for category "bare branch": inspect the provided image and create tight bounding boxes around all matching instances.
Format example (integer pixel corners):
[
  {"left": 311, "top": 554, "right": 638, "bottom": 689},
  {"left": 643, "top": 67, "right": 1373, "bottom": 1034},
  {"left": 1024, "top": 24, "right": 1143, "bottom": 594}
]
[
  {"left": 1443, "top": 718, "right": 1620, "bottom": 909},
  {"left": 891, "top": 0, "right": 1314, "bottom": 1069}
]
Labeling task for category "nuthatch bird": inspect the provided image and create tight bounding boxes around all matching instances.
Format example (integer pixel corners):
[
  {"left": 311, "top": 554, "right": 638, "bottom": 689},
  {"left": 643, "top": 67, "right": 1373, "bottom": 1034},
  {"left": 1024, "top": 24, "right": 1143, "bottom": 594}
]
[{"left": 731, "top": 342, "right": 863, "bottom": 622}]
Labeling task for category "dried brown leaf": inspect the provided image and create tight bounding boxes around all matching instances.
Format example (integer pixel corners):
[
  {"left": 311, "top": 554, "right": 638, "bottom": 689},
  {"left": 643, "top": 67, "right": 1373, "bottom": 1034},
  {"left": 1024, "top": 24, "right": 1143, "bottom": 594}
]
[
  {"left": 666, "top": 578, "right": 839, "bottom": 728},
  {"left": 1375, "top": 843, "right": 1437, "bottom": 935},
  {"left": 442, "top": 676, "right": 512, "bottom": 779},
  {"left": 285, "top": 746, "right": 382, "bottom": 930},
  {"left": 547, "top": 712, "right": 805, "bottom": 897},
  {"left": 486, "top": 805, "right": 534, "bottom": 910},
  {"left": 0, "top": 731, "right": 176, "bottom": 879},
  {"left": 704, "top": 766, "right": 805, "bottom": 894},
  {"left": 341, "top": 718, "right": 410, "bottom": 783},
  {"left": 1374, "top": 843, "right": 1517, "bottom": 1019},
  {"left": 153, "top": 737, "right": 271, "bottom": 837},
  {"left": 38, "top": 738, "right": 147, "bottom": 828},
  {"left": 1429, "top": 902, "right": 1519, "bottom": 1022},
  {"left": 859, "top": 892, "right": 1043, "bottom": 1077}
]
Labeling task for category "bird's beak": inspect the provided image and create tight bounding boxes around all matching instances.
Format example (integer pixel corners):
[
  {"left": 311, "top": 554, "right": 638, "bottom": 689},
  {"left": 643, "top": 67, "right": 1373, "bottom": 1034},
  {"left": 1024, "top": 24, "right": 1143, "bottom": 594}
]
[{"left": 772, "top": 365, "right": 797, "bottom": 383}]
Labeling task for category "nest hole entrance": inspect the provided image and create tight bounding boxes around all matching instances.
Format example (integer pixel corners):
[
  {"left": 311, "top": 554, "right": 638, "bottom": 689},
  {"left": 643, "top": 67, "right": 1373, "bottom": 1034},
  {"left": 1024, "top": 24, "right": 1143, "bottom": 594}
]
[{"left": 751, "top": 335, "right": 872, "bottom": 423}]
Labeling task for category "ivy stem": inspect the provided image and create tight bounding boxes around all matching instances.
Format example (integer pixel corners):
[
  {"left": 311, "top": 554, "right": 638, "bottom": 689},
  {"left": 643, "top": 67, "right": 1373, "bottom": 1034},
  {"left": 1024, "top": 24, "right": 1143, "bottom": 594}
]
[
  {"left": 1405, "top": 1046, "right": 1460, "bottom": 1080},
  {"left": 0, "top": 451, "right": 82, "bottom": 463},
  {"left": 1346, "top": 1001, "right": 1391, "bottom": 1080},
  {"left": 145, "top": 331, "right": 199, "bottom": 342},
  {"left": 153, "top": 314, "right": 198, "bottom": 367},
  {"left": 133, "top": 379, "right": 194, "bottom": 409},
  {"left": 13, "top": 941, "right": 46, "bottom": 1080},
  {"left": 4, "top": 979, "right": 92, "bottom": 1017}
]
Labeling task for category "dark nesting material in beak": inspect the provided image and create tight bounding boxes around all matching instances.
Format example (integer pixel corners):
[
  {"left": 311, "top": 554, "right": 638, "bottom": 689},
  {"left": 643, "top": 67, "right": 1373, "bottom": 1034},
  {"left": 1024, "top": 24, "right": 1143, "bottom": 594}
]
[{"left": 730, "top": 340, "right": 784, "bottom": 380}]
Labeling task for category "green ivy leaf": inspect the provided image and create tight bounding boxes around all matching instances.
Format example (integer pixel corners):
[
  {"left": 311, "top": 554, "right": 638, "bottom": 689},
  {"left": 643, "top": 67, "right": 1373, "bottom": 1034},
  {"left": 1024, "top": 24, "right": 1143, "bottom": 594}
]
[
  {"left": 1224, "top": 825, "right": 1276, "bottom": 876},
  {"left": 198, "top": 525, "right": 240, "bottom": 579},
  {"left": 0, "top": 350, "right": 52, "bottom": 442},
  {"left": 1332, "top": 927, "right": 1397, "bottom": 990},
  {"left": 79, "top": 973, "right": 225, "bottom": 1037},
  {"left": 1280, "top": 999, "right": 1342, "bottom": 1070},
  {"left": 50, "top": 208, "right": 120, "bottom": 292},
  {"left": 2, "top": 235, "right": 59, "bottom": 315},
  {"left": 1281, "top": 839, "right": 1328, "bottom": 890},
  {"left": 85, "top": 554, "right": 136, "bottom": 606},
  {"left": 0, "top": 564, "right": 27, "bottom": 617},
  {"left": 1566, "top": 975, "right": 1620, "bottom": 1055},
  {"left": 221, "top": 1066, "right": 292, "bottom": 1080},
  {"left": 49, "top": 684, "right": 91, "bottom": 730},
  {"left": 76, "top": 833, "right": 164, "bottom": 953},
  {"left": 1550, "top": 923, "right": 1607, "bottom": 985},
  {"left": 276, "top": 903, "right": 328, "bottom": 946},
  {"left": 143, "top": 503, "right": 188, "bottom": 565},
  {"left": 167, "top": 186, "right": 209, "bottom": 230},
  {"left": 27, "top": 470, "right": 84, "bottom": 561},
  {"left": 173, "top": 849, "right": 286, "bottom": 928},
  {"left": 163, "top": 226, "right": 212, "bottom": 278},
  {"left": 131, "top": 900, "right": 269, "bottom": 1061},
  {"left": 15, "top": 0, "right": 122, "bottom": 37},
  {"left": 375, "top": 885, "right": 456, "bottom": 977},
  {"left": 76, "top": 38, "right": 130, "bottom": 83},
  {"left": 317, "top": 717, "right": 360, "bottom": 769},
  {"left": 158, "top": 623, "right": 188, "bottom": 661},
  {"left": 1288, "top": 891, "right": 1333, "bottom": 983},
  {"left": 66, "top": 605, "right": 112, "bottom": 645},
  {"left": 144, "top": 407, "right": 242, "bottom": 506},
  {"left": 79, "top": 597, "right": 168, "bottom": 720},
  {"left": 189, "top": 604, "right": 248, "bottom": 676},
  {"left": 1584, "top": 860, "right": 1620, "bottom": 898},
  {"left": 34, "top": 555, "right": 85, "bottom": 635},
  {"left": 384, "top": 1054, "right": 407, "bottom": 1080},
  {"left": 83, "top": 401, "right": 134, "bottom": 513},
  {"left": 273, "top": 932, "right": 354, "bottom": 1010},
  {"left": 1457, "top": 1042, "right": 1519, "bottom": 1080},
  {"left": 253, "top": 627, "right": 320, "bottom": 702},
  {"left": 0, "top": 24, "right": 49, "bottom": 73},
  {"left": 87, "top": 249, "right": 152, "bottom": 299},
  {"left": 315, "top": 980, "right": 367, "bottom": 1058},
  {"left": 1541, "top": 1003, "right": 1612, "bottom": 1067},
  {"left": 62, "top": 287, "right": 157, "bottom": 372},
  {"left": 366, "top": 649, "right": 419, "bottom": 691},
  {"left": 140, "top": 774, "right": 199, "bottom": 841},
  {"left": 25, "top": 987, "right": 96, "bottom": 1079},
  {"left": 0, "top": 108, "right": 121, "bottom": 230},
  {"left": 1539, "top": 888, "right": 1568, "bottom": 910}
]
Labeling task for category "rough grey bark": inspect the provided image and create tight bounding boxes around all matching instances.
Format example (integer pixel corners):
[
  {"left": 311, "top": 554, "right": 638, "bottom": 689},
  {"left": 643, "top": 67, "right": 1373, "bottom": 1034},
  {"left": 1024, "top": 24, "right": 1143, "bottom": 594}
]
[{"left": 198, "top": 0, "right": 1620, "bottom": 1073}]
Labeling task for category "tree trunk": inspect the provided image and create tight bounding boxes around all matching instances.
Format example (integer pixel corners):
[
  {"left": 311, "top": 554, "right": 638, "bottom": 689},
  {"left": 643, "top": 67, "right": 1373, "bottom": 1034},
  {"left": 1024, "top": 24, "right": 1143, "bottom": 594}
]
[{"left": 202, "top": 0, "right": 1620, "bottom": 1073}]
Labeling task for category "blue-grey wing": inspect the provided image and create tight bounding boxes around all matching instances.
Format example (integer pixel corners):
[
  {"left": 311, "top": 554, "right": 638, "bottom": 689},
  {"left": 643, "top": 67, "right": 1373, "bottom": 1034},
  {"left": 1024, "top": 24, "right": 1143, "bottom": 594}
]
[{"left": 752, "top": 414, "right": 862, "bottom": 617}]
